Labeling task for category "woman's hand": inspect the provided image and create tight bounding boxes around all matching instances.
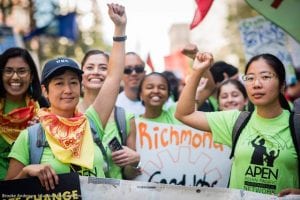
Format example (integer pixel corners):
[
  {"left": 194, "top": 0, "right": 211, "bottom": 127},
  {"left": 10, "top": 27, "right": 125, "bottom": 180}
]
[
  {"left": 107, "top": 3, "right": 127, "bottom": 27},
  {"left": 192, "top": 52, "right": 214, "bottom": 72},
  {"left": 23, "top": 164, "right": 59, "bottom": 191},
  {"left": 278, "top": 188, "right": 300, "bottom": 197},
  {"left": 111, "top": 146, "right": 140, "bottom": 167},
  {"left": 181, "top": 43, "right": 198, "bottom": 60},
  {"left": 196, "top": 78, "right": 208, "bottom": 95}
]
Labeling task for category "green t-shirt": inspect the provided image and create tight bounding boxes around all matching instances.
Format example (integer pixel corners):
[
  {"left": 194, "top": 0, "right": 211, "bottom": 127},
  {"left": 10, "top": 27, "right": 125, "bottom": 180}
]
[
  {"left": 206, "top": 109, "right": 299, "bottom": 195},
  {"left": 3, "top": 99, "right": 26, "bottom": 114},
  {"left": 86, "top": 106, "right": 134, "bottom": 179},
  {"left": 0, "top": 136, "right": 10, "bottom": 180},
  {"left": 9, "top": 106, "right": 106, "bottom": 178},
  {"left": 208, "top": 96, "right": 218, "bottom": 111},
  {"left": 139, "top": 104, "right": 182, "bottom": 124}
]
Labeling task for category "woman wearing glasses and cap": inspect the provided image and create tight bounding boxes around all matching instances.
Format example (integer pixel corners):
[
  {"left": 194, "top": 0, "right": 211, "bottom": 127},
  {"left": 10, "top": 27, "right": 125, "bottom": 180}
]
[
  {"left": 175, "top": 52, "right": 297, "bottom": 195},
  {"left": 0, "top": 47, "right": 48, "bottom": 180},
  {"left": 77, "top": 49, "right": 140, "bottom": 180},
  {"left": 6, "top": 3, "right": 127, "bottom": 191}
]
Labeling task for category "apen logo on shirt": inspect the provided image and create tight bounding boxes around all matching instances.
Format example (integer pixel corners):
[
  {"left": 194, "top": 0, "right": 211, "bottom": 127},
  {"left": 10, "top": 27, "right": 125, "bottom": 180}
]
[{"left": 244, "top": 136, "right": 280, "bottom": 194}]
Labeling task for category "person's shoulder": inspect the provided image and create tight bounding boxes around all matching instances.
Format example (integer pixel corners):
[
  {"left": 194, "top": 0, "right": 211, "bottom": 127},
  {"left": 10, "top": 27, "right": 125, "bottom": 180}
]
[
  {"left": 116, "top": 91, "right": 127, "bottom": 103},
  {"left": 19, "top": 128, "right": 30, "bottom": 138},
  {"left": 125, "top": 111, "right": 135, "bottom": 119},
  {"left": 11, "top": 128, "right": 29, "bottom": 148},
  {"left": 206, "top": 110, "right": 241, "bottom": 121},
  {"left": 84, "top": 106, "right": 99, "bottom": 123},
  {"left": 117, "top": 91, "right": 126, "bottom": 98},
  {"left": 208, "top": 109, "right": 240, "bottom": 115},
  {"left": 85, "top": 105, "right": 96, "bottom": 114},
  {"left": 282, "top": 109, "right": 292, "bottom": 119}
]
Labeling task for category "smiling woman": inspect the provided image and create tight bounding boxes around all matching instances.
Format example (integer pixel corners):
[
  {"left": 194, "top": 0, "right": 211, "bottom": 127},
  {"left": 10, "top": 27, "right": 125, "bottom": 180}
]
[
  {"left": 78, "top": 50, "right": 109, "bottom": 112},
  {"left": 175, "top": 52, "right": 297, "bottom": 195},
  {"left": 217, "top": 79, "right": 248, "bottom": 111},
  {"left": 137, "top": 72, "right": 180, "bottom": 124},
  {"left": 0, "top": 47, "right": 47, "bottom": 180},
  {"left": 78, "top": 49, "right": 141, "bottom": 180},
  {"left": 5, "top": 3, "right": 127, "bottom": 191}
]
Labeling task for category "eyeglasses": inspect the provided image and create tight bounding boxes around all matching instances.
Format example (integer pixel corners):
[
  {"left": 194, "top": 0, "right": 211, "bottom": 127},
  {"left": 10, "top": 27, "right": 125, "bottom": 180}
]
[
  {"left": 242, "top": 72, "right": 276, "bottom": 84},
  {"left": 124, "top": 65, "right": 144, "bottom": 75},
  {"left": 2, "top": 67, "right": 31, "bottom": 78}
]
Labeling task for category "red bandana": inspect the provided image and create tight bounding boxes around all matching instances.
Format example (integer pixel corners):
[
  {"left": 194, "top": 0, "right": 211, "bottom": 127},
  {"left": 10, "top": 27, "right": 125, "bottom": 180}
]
[{"left": 0, "top": 97, "right": 39, "bottom": 144}]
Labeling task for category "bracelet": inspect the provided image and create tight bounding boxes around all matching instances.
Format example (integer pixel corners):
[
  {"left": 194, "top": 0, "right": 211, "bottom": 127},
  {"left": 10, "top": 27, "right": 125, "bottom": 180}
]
[{"left": 113, "top": 35, "right": 127, "bottom": 42}]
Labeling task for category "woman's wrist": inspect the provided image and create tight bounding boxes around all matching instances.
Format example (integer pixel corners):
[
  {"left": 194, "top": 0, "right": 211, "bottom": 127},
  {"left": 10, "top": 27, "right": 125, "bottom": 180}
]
[
  {"left": 113, "top": 35, "right": 127, "bottom": 42},
  {"left": 114, "top": 26, "right": 126, "bottom": 36},
  {"left": 19, "top": 166, "right": 30, "bottom": 178},
  {"left": 131, "top": 154, "right": 141, "bottom": 168}
]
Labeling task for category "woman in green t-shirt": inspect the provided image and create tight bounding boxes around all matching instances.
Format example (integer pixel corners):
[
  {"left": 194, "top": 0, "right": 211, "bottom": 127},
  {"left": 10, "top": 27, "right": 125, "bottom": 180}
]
[
  {"left": 6, "top": 3, "right": 127, "bottom": 191},
  {"left": 0, "top": 47, "right": 47, "bottom": 180},
  {"left": 78, "top": 49, "right": 140, "bottom": 180},
  {"left": 196, "top": 77, "right": 248, "bottom": 112},
  {"left": 138, "top": 72, "right": 181, "bottom": 124},
  {"left": 175, "top": 52, "right": 297, "bottom": 195}
]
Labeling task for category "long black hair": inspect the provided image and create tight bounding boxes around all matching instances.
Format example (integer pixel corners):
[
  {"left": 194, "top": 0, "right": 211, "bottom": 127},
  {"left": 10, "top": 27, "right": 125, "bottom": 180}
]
[
  {"left": 245, "top": 53, "right": 291, "bottom": 112},
  {"left": 162, "top": 71, "right": 180, "bottom": 101}
]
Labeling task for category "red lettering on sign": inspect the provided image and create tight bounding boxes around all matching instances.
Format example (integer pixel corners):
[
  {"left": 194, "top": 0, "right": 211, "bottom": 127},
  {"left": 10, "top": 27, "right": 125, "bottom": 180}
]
[{"left": 138, "top": 122, "right": 224, "bottom": 151}]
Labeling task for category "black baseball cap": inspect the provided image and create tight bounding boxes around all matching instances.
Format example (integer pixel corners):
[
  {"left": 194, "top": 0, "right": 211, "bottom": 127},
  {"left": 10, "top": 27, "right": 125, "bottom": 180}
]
[{"left": 41, "top": 57, "right": 83, "bottom": 83}]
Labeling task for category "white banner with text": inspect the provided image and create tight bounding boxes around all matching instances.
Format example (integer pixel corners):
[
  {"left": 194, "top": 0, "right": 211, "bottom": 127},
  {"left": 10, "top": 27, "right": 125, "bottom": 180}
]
[{"left": 134, "top": 119, "right": 232, "bottom": 188}]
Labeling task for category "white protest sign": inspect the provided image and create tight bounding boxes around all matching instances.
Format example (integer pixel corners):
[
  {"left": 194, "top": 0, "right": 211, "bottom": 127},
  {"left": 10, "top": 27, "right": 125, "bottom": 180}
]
[
  {"left": 287, "top": 35, "right": 300, "bottom": 69},
  {"left": 134, "top": 119, "right": 232, "bottom": 187},
  {"left": 1, "top": 174, "right": 299, "bottom": 200},
  {"left": 80, "top": 176, "right": 299, "bottom": 200},
  {"left": 239, "top": 16, "right": 296, "bottom": 85}
]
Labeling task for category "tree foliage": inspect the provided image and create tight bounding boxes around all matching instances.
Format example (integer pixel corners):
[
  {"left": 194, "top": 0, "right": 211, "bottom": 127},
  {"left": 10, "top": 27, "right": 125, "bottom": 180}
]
[{"left": 0, "top": 0, "right": 110, "bottom": 67}]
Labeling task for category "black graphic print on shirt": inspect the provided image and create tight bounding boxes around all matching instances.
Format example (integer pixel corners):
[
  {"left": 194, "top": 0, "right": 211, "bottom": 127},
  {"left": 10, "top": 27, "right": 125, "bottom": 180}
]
[
  {"left": 244, "top": 136, "right": 280, "bottom": 194},
  {"left": 250, "top": 136, "right": 280, "bottom": 167}
]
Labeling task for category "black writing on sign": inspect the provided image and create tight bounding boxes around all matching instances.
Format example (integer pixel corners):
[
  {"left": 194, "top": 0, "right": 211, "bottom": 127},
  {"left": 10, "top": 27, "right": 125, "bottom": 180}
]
[{"left": 148, "top": 171, "right": 218, "bottom": 187}]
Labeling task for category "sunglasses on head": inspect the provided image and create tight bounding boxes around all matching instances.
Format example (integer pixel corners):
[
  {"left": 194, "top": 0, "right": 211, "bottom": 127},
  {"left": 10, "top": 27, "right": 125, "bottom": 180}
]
[{"left": 124, "top": 65, "right": 145, "bottom": 74}]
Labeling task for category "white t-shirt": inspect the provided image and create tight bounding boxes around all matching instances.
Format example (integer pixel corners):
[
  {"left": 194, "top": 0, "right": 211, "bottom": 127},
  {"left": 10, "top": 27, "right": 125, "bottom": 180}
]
[{"left": 116, "top": 91, "right": 145, "bottom": 115}]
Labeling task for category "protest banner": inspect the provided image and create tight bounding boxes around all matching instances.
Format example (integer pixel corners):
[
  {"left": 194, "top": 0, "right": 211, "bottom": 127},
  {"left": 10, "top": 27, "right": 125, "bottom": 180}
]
[
  {"left": 0, "top": 172, "right": 81, "bottom": 200},
  {"left": 80, "top": 176, "right": 300, "bottom": 200},
  {"left": 287, "top": 36, "right": 300, "bottom": 69},
  {"left": 239, "top": 16, "right": 296, "bottom": 85},
  {"left": 245, "top": 0, "right": 300, "bottom": 43},
  {"left": 2, "top": 174, "right": 299, "bottom": 199},
  {"left": 0, "top": 173, "right": 300, "bottom": 200},
  {"left": 133, "top": 119, "right": 232, "bottom": 188}
]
